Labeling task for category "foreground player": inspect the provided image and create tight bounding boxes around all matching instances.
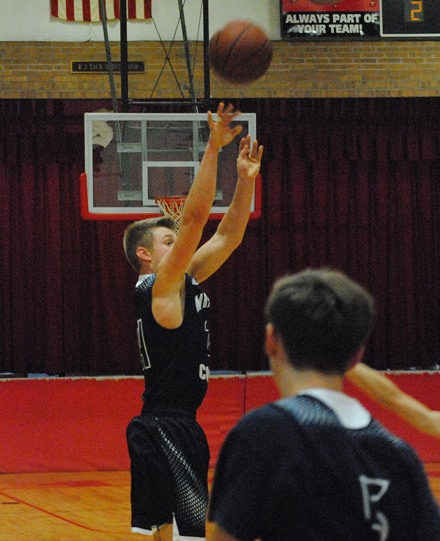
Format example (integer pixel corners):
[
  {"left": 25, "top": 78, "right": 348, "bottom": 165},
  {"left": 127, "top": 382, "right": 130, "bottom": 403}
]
[
  {"left": 208, "top": 269, "right": 440, "bottom": 541},
  {"left": 123, "top": 103, "right": 263, "bottom": 540}
]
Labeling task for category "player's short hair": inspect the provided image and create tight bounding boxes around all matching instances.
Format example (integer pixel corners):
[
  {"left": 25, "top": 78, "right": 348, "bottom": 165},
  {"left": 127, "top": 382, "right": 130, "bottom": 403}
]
[
  {"left": 265, "top": 268, "right": 375, "bottom": 375},
  {"left": 123, "top": 217, "right": 176, "bottom": 272}
]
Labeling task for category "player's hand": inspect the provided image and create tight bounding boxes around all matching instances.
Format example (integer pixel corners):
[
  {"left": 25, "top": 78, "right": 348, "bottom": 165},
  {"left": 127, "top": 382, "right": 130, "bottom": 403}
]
[
  {"left": 237, "top": 135, "right": 263, "bottom": 181},
  {"left": 207, "top": 102, "right": 243, "bottom": 150}
]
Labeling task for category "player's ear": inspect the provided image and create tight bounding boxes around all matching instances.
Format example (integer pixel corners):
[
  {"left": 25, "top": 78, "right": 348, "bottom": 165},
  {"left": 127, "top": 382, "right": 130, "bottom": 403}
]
[
  {"left": 265, "top": 323, "right": 280, "bottom": 358},
  {"left": 136, "top": 246, "right": 152, "bottom": 263},
  {"left": 347, "top": 345, "right": 366, "bottom": 371}
]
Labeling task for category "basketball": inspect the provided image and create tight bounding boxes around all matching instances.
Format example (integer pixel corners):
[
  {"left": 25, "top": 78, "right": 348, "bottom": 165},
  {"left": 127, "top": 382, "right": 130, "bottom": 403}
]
[{"left": 208, "top": 20, "right": 273, "bottom": 84}]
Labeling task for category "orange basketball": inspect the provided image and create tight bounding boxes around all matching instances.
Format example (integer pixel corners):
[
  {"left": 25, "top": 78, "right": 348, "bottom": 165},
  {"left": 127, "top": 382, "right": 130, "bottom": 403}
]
[{"left": 208, "top": 20, "right": 273, "bottom": 84}]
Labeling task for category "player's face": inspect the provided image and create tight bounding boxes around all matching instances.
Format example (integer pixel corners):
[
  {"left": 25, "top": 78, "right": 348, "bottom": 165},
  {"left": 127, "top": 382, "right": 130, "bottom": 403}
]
[{"left": 150, "top": 227, "right": 177, "bottom": 268}]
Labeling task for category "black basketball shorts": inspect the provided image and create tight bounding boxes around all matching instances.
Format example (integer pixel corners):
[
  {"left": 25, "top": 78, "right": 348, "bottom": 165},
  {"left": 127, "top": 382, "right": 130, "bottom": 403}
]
[{"left": 126, "top": 410, "right": 210, "bottom": 538}]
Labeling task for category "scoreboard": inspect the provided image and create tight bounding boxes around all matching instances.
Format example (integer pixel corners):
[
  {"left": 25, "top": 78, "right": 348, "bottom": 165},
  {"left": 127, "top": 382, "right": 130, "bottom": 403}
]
[{"left": 381, "top": 0, "right": 440, "bottom": 37}]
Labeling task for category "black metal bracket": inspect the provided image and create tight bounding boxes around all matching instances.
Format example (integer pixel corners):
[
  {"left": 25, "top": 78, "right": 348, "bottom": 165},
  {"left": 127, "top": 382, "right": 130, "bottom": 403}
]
[{"left": 119, "top": 0, "right": 211, "bottom": 112}]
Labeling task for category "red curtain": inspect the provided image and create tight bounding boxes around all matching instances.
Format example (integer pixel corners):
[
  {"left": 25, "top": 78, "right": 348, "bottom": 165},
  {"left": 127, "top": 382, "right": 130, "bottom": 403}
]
[{"left": 1, "top": 98, "right": 440, "bottom": 374}]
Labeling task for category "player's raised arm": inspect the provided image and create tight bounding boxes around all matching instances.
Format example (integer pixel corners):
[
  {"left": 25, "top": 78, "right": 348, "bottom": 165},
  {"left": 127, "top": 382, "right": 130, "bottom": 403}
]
[
  {"left": 188, "top": 135, "right": 263, "bottom": 283},
  {"left": 347, "top": 362, "right": 440, "bottom": 438},
  {"left": 152, "top": 103, "right": 242, "bottom": 328}
]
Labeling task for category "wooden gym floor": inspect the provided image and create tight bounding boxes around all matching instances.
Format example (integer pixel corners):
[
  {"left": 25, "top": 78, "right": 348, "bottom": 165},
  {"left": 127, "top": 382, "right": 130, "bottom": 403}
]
[{"left": 0, "top": 466, "right": 439, "bottom": 541}]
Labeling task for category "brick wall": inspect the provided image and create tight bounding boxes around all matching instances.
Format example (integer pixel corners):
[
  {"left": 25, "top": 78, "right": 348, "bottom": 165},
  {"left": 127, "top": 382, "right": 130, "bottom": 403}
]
[{"left": 2, "top": 40, "right": 440, "bottom": 99}]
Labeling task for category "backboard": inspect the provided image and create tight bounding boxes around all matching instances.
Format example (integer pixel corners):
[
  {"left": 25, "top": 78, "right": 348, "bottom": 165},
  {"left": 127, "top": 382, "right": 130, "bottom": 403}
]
[{"left": 81, "top": 112, "right": 261, "bottom": 220}]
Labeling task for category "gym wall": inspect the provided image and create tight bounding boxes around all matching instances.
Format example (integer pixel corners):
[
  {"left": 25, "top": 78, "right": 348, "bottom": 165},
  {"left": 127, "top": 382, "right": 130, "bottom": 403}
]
[{"left": 2, "top": 39, "right": 440, "bottom": 99}]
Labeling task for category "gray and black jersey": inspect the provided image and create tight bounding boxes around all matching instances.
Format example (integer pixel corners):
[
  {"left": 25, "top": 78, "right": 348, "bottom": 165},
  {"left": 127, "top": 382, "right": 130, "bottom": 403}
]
[{"left": 136, "top": 273, "right": 210, "bottom": 416}]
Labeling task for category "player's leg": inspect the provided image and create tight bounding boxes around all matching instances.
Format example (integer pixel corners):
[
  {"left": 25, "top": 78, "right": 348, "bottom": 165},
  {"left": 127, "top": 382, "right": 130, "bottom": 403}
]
[
  {"left": 127, "top": 416, "right": 176, "bottom": 536},
  {"left": 155, "top": 415, "right": 210, "bottom": 540}
]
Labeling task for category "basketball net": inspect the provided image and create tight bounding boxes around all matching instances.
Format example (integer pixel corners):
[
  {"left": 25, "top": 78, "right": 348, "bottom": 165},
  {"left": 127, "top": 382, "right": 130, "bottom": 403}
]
[{"left": 155, "top": 196, "right": 187, "bottom": 232}]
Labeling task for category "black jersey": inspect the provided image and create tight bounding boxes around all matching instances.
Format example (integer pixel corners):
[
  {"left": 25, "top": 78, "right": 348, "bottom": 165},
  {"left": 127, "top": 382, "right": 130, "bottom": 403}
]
[
  {"left": 135, "top": 273, "right": 210, "bottom": 415},
  {"left": 209, "top": 393, "right": 440, "bottom": 541}
]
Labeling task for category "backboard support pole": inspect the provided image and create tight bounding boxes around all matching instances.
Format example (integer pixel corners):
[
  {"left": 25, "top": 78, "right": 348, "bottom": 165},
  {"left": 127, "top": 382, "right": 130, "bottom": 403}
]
[
  {"left": 202, "top": 0, "right": 210, "bottom": 104},
  {"left": 118, "top": 0, "right": 211, "bottom": 112},
  {"left": 99, "top": 0, "right": 119, "bottom": 112},
  {"left": 120, "top": 0, "right": 129, "bottom": 112}
]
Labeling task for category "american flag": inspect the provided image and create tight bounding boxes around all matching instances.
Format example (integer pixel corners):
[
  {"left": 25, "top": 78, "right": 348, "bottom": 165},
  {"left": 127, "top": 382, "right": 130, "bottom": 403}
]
[{"left": 50, "top": 0, "right": 152, "bottom": 22}]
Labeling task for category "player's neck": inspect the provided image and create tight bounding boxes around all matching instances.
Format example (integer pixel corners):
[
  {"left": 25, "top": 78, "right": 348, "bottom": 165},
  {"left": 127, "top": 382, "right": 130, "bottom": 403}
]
[
  {"left": 139, "top": 262, "right": 154, "bottom": 275},
  {"left": 275, "top": 364, "right": 344, "bottom": 398}
]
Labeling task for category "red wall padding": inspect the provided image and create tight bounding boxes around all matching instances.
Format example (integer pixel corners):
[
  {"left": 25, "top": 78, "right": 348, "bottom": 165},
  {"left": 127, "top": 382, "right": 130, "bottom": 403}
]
[{"left": 0, "top": 372, "right": 438, "bottom": 473}]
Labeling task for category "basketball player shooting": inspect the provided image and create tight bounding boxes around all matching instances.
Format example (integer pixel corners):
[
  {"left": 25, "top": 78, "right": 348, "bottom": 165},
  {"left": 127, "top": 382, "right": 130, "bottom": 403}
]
[{"left": 123, "top": 102, "right": 263, "bottom": 541}]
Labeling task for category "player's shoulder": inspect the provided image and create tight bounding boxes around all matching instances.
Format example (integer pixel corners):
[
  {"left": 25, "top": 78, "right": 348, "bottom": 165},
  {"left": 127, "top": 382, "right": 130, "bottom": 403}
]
[
  {"left": 136, "top": 274, "right": 155, "bottom": 291},
  {"left": 185, "top": 273, "right": 203, "bottom": 289},
  {"left": 240, "top": 395, "right": 348, "bottom": 440},
  {"left": 234, "top": 401, "right": 294, "bottom": 439},
  {"left": 367, "top": 418, "right": 426, "bottom": 463}
]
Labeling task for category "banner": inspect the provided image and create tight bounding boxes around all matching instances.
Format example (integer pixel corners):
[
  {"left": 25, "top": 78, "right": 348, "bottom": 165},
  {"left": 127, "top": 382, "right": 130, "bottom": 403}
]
[
  {"left": 280, "top": 0, "right": 380, "bottom": 39},
  {"left": 51, "top": 0, "right": 152, "bottom": 22}
]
